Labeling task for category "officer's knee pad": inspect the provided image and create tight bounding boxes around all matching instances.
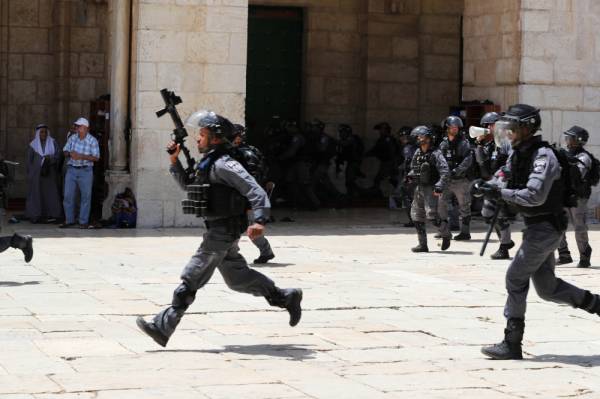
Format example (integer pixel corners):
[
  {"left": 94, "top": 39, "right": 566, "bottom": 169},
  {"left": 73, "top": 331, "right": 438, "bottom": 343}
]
[{"left": 172, "top": 283, "right": 196, "bottom": 310}]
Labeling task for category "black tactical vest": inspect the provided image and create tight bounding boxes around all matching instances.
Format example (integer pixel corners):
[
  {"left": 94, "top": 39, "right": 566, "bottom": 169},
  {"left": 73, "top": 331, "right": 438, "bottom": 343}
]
[
  {"left": 181, "top": 148, "right": 249, "bottom": 219},
  {"left": 507, "top": 139, "right": 564, "bottom": 217},
  {"left": 441, "top": 137, "right": 465, "bottom": 170},
  {"left": 412, "top": 149, "right": 439, "bottom": 186}
]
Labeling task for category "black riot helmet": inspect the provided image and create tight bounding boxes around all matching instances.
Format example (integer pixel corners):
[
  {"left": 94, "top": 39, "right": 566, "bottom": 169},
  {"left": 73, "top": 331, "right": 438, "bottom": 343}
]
[
  {"left": 480, "top": 112, "right": 500, "bottom": 128},
  {"left": 494, "top": 104, "right": 542, "bottom": 148},
  {"left": 374, "top": 122, "right": 391, "bottom": 135},
  {"left": 442, "top": 115, "right": 464, "bottom": 129},
  {"left": 232, "top": 123, "right": 247, "bottom": 143},
  {"left": 411, "top": 125, "right": 434, "bottom": 138},
  {"left": 563, "top": 125, "right": 589, "bottom": 147},
  {"left": 185, "top": 110, "right": 235, "bottom": 141},
  {"left": 338, "top": 124, "right": 353, "bottom": 139}
]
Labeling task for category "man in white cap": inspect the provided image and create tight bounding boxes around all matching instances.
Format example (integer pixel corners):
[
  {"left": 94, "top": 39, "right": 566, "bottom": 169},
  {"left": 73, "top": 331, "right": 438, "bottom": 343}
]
[{"left": 60, "top": 117, "right": 99, "bottom": 228}]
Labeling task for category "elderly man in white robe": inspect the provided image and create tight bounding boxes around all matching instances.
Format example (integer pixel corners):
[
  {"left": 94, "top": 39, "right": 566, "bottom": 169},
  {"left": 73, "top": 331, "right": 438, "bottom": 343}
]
[{"left": 25, "top": 124, "right": 62, "bottom": 223}]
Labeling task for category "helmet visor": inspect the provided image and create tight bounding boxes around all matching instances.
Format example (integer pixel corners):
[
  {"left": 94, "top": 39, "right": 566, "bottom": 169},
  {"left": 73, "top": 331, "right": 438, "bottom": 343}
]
[
  {"left": 494, "top": 119, "right": 519, "bottom": 148},
  {"left": 184, "top": 110, "right": 219, "bottom": 130}
]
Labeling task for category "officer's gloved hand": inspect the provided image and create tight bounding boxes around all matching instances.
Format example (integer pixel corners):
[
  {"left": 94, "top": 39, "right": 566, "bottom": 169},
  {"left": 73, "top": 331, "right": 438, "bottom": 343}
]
[
  {"left": 476, "top": 182, "right": 501, "bottom": 200},
  {"left": 471, "top": 179, "right": 485, "bottom": 197},
  {"left": 433, "top": 186, "right": 443, "bottom": 197}
]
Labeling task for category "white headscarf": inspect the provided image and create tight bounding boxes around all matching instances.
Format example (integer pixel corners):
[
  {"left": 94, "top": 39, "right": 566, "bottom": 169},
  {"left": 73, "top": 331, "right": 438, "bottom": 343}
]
[{"left": 29, "top": 124, "right": 56, "bottom": 165}]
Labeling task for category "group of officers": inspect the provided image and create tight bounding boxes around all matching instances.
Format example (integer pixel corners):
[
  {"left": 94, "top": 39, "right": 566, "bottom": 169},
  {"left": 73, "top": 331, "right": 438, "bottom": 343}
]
[{"left": 4, "top": 100, "right": 600, "bottom": 363}]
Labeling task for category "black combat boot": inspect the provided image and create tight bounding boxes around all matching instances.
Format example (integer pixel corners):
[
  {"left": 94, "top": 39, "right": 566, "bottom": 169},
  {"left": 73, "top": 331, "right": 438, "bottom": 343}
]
[
  {"left": 481, "top": 318, "right": 524, "bottom": 360},
  {"left": 557, "top": 250, "right": 573, "bottom": 265},
  {"left": 578, "top": 245, "right": 592, "bottom": 268},
  {"left": 267, "top": 288, "right": 303, "bottom": 326},
  {"left": 578, "top": 291, "right": 600, "bottom": 316},
  {"left": 490, "top": 241, "right": 515, "bottom": 260},
  {"left": 439, "top": 221, "right": 451, "bottom": 251},
  {"left": 254, "top": 253, "right": 275, "bottom": 264},
  {"left": 10, "top": 234, "right": 33, "bottom": 263},
  {"left": 453, "top": 217, "right": 471, "bottom": 241},
  {"left": 411, "top": 222, "right": 428, "bottom": 253},
  {"left": 136, "top": 317, "right": 169, "bottom": 347}
]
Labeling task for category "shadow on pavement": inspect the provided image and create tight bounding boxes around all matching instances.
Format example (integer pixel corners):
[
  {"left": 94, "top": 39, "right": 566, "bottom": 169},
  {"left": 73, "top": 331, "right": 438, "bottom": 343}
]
[
  {"left": 0, "top": 281, "right": 41, "bottom": 287},
  {"left": 151, "top": 344, "right": 317, "bottom": 360},
  {"left": 529, "top": 353, "right": 600, "bottom": 367},
  {"left": 252, "top": 263, "right": 295, "bottom": 268}
]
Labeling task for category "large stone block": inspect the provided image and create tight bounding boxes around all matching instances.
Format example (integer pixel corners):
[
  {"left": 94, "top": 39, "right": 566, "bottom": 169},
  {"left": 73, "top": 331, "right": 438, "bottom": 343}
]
[
  {"left": 71, "top": 78, "right": 96, "bottom": 101},
  {"left": 79, "top": 53, "right": 105, "bottom": 78},
  {"left": 186, "top": 32, "right": 230, "bottom": 63},
  {"left": 423, "top": 55, "right": 459, "bottom": 80},
  {"left": 23, "top": 54, "right": 54, "bottom": 80},
  {"left": 137, "top": 63, "right": 157, "bottom": 92},
  {"left": 228, "top": 32, "right": 247, "bottom": 64},
  {"left": 182, "top": 63, "right": 204, "bottom": 93},
  {"left": 8, "top": 80, "right": 36, "bottom": 105},
  {"left": 329, "top": 32, "right": 361, "bottom": 53},
  {"left": 462, "top": 61, "right": 475, "bottom": 84},
  {"left": 70, "top": 28, "right": 101, "bottom": 52},
  {"left": 8, "top": 54, "right": 23, "bottom": 79},
  {"left": 473, "top": 59, "right": 497, "bottom": 86},
  {"left": 137, "top": 30, "right": 187, "bottom": 62},
  {"left": 8, "top": 0, "right": 39, "bottom": 27},
  {"left": 583, "top": 86, "right": 600, "bottom": 111},
  {"left": 307, "top": 51, "right": 361, "bottom": 78},
  {"left": 379, "top": 83, "right": 418, "bottom": 109},
  {"left": 306, "top": 76, "right": 325, "bottom": 104},
  {"left": 206, "top": 6, "right": 247, "bottom": 33},
  {"left": 431, "top": 37, "right": 460, "bottom": 56},
  {"left": 367, "top": 62, "right": 418, "bottom": 83},
  {"left": 496, "top": 58, "right": 519, "bottom": 84},
  {"left": 392, "top": 37, "right": 418, "bottom": 59},
  {"left": 203, "top": 64, "right": 245, "bottom": 93},
  {"left": 554, "top": 60, "right": 585, "bottom": 85},
  {"left": 367, "top": 15, "right": 418, "bottom": 36},
  {"left": 157, "top": 63, "right": 184, "bottom": 92},
  {"left": 420, "top": 15, "right": 460, "bottom": 35},
  {"left": 422, "top": 0, "right": 464, "bottom": 15},
  {"left": 324, "top": 78, "right": 359, "bottom": 106},
  {"left": 521, "top": 10, "right": 550, "bottom": 32},
  {"left": 39, "top": 0, "right": 53, "bottom": 28},
  {"left": 36, "top": 81, "right": 55, "bottom": 104},
  {"left": 367, "top": 36, "right": 392, "bottom": 59},
  {"left": 502, "top": 32, "right": 520, "bottom": 58},
  {"left": 522, "top": 0, "right": 554, "bottom": 10},
  {"left": 10, "top": 27, "right": 49, "bottom": 53},
  {"left": 520, "top": 57, "right": 554, "bottom": 84},
  {"left": 138, "top": 3, "right": 197, "bottom": 31}
]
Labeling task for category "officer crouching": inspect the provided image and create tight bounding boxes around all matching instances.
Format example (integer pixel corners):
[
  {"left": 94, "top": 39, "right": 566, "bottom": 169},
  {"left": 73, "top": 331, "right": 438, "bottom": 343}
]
[
  {"left": 136, "top": 110, "right": 302, "bottom": 347},
  {"left": 477, "top": 104, "right": 600, "bottom": 360},
  {"left": 406, "top": 126, "right": 451, "bottom": 252}
]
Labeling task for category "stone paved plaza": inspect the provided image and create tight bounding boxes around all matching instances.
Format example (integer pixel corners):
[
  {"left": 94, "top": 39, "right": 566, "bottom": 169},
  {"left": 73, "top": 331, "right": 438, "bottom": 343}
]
[{"left": 2, "top": 209, "right": 600, "bottom": 398}]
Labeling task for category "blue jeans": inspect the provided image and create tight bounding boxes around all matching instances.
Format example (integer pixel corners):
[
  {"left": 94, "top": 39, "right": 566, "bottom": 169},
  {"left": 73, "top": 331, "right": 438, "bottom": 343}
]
[{"left": 63, "top": 166, "right": 93, "bottom": 225}]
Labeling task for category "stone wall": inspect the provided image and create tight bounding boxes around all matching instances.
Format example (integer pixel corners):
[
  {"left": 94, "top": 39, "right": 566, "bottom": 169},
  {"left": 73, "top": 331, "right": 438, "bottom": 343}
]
[
  {"left": 131, "top": 0, "right": 248, "bottom": 227},
  {"left": 462, "top": 0, "right": 520, "bottom": 109},
  {"left": 0, "top": 0, "right": 109, "bottom": 198},
  {"left": 366, "top": 0, "right": 463, "bottom": 132}
]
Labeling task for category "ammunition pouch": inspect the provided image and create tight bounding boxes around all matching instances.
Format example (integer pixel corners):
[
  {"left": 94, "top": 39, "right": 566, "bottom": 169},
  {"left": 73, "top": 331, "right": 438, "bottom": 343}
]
[
  {"left": 182, "top": 183, "right": 248, "bottom": 218},
  {"left": 419, "top": 162, "right": 432, "bottom": 186}
]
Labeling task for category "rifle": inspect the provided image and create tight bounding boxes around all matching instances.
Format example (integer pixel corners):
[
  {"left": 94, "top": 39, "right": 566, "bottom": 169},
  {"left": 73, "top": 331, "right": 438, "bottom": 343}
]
[{"left": 156, "top": 89, "right": 196, "bottom": 176}]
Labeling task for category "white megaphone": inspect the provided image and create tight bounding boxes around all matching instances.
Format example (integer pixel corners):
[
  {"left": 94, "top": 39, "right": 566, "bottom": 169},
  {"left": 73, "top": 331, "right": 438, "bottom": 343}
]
[{"left": 469, "top": 126, "right": 490, "bottom": 139}]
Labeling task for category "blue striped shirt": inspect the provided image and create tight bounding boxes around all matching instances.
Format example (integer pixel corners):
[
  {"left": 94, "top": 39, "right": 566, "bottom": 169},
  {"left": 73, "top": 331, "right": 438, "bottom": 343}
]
[{"left": 63, "top": 133, "right": 100, "bottom": 167}]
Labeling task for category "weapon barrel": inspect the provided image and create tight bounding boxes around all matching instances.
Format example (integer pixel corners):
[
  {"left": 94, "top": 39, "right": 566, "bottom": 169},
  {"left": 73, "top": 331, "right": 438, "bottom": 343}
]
[{"left": 480, "top": 203, "right": 501, "bottom": 256}]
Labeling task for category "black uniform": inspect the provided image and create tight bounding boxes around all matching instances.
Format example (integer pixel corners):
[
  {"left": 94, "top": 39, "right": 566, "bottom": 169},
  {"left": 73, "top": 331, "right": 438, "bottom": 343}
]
[{"left": 336, "top": 130, "right": 364, "bottom": 197}]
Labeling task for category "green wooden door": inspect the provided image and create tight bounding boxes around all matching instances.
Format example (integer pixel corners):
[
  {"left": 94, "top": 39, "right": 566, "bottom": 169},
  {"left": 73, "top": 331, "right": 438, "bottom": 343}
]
[{"left": 246, "top": 6, "right": 303, "bottom": 148}]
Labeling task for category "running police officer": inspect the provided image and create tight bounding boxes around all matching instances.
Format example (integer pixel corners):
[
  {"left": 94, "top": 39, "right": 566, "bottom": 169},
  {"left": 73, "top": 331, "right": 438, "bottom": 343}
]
[
  {"left": 232, "top": 124, "right": 275, "bottom": 264},
  {"left": 136, "top": 110, "right": 302, "bottom": 347},
  {"left": 472, "top": 112, "right": 515, "bottom": 259},
  {"left": 406, "top": 126, "right": 451, "bottom": 252},
  {"left": 438, "top": 116, "right": 474, "bottom": 241},
  {"left": 477, "top": 104, "right": 600, "bottom": 360},
  {"left": 556, "top": 126, "right": 596, "bottom": 268}
]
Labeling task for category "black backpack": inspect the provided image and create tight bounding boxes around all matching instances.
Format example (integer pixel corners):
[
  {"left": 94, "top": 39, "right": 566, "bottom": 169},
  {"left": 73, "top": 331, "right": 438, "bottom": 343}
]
[
  {"left": 583, "top": 150, "right": 600, "bottom": 188},
  {"left": 549, "top": 146, "right": 580, "bottom": 207}
]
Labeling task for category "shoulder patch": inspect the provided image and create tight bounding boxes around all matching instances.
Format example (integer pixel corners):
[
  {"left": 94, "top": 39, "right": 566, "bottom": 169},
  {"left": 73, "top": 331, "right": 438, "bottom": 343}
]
[
  {"left": 533, "top": 154, "right": 548, "bottom": 174},
  {"left": 222, "top": 158, "right": 246, "bottom": 174}
]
